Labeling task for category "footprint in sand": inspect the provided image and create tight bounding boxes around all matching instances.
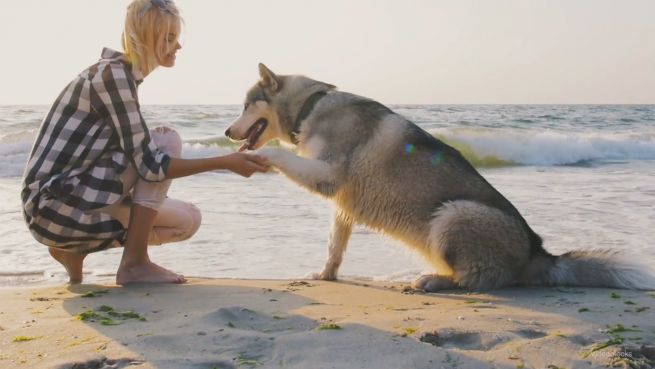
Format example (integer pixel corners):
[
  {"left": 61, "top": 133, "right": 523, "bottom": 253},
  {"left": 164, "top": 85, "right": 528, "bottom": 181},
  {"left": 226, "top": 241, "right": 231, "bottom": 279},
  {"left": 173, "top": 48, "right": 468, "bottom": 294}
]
[
  {"left": 184, "top": 360, "right": 235, "bottom": 369},
  {"left": 65, "top": 357, "right": 143, "bottom": 369},
  {"left": 420, "top": 328, "right": 551, "bottom": 351},
  {"left": 203, "top": 306, "right": 317, "bottom": 333},
  {"left": 512, "top": 328, "right": 548, "bottom": 339},
  {"left": 420, "top": 329, "right": 510, "bottom": 351},
  {"left": 563, "top": 334, "right": 595, "bottom": 346}
]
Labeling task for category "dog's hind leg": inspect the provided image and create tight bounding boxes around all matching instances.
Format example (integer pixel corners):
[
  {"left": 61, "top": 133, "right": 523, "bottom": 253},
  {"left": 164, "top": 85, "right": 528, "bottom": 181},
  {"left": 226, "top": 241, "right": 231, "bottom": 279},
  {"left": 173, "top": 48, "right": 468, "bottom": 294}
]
[
  {"left": 312, "top": 210, "right": 353, "bottom": 280},
  {"left": 423, "top": 200, "right": 531, "bottom": 291},
  {"left": 412, "top": 274, "right": 458, "bottom": 291},
  {"left": 258, "top": 148, "right": 343, "bottom": 198}
]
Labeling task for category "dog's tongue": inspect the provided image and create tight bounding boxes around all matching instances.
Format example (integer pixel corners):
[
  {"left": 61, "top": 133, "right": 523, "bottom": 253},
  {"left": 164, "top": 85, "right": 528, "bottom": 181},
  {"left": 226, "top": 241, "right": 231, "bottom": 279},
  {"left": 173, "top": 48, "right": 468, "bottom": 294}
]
[{"left": 239, "top": 123, "right": 261, "bottom": 152}]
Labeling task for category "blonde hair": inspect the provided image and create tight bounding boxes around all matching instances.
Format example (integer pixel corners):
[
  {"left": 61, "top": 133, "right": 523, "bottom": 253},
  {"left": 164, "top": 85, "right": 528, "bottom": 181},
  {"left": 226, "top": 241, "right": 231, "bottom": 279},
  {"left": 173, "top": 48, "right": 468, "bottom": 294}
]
[{"left": 122, "top": 0, "right": 183, "bottom": 76}]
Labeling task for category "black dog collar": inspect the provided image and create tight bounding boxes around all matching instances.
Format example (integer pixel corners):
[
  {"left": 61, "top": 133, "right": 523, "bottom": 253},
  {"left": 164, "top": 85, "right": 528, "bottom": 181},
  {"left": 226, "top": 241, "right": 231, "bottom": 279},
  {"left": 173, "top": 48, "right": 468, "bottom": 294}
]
[{"left": 290, "top": 91, "right": 327, "bottom": 144}]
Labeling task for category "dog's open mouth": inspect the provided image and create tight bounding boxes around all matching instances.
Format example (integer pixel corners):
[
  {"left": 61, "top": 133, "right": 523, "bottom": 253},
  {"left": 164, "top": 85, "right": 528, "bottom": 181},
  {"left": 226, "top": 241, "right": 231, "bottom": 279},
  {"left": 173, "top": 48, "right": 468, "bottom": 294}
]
[{"left": 238, "top": 118, "right": 268, "bottom": 152}]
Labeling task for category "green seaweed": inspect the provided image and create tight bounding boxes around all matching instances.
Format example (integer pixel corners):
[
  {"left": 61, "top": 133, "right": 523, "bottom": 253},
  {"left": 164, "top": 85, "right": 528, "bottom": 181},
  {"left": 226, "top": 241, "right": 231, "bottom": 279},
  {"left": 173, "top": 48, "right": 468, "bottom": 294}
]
[
  {"left": 577, "top": 307, "right": 589, "bottom": 313},
  {"left": 606, "top": 324, "right": 641, "bottom": 334},
  {"left": 238, "top": 359, "right": 260, "bottom": 367},
  {"left": 404, "top": 327, "right": 418, "bottom": 336},
  {"left": 77, "top": 305, "right": 146, "bottom": 325},
  {"left": 81, "top": 290, "right": 109, "bottom": 298},
  {"left": 610, "top": 292, "right": 621, "bottom": 299},
  {"left": 13, "top": 336, "right": 40, "bottom": 342},
  {"left": 581, "top": 323, "right": 644, "bottom": 358},
  {"left": 317, "top": 323, "right": 342, "bottom": 330},
  {"left": 236, "top": 352, "right": 261, "bottom": 367},
  {"left": 582, "top": 335, "right": 624, "bottom": 358}
]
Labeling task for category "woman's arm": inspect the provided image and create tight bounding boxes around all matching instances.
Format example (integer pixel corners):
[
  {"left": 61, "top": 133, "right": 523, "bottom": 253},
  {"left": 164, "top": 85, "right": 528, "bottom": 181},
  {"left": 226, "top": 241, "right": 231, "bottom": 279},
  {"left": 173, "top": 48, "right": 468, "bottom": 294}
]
[{"left": 164, "top": 152, "right": 269, "bottom": 179}]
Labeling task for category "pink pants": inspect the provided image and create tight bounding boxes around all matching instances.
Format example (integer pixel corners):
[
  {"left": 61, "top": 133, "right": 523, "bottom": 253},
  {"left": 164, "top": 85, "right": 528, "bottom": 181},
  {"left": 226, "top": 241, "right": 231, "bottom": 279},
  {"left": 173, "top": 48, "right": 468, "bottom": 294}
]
[{"left": 103, "top": 127, "right": 202, "bottom": 245}]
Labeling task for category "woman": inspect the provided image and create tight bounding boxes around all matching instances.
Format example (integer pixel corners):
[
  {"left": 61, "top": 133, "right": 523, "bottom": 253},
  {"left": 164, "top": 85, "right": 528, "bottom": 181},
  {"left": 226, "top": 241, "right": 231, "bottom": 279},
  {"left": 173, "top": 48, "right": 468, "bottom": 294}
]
[{"left": 21, "top": 0, "right": 268, "bottom": 285}]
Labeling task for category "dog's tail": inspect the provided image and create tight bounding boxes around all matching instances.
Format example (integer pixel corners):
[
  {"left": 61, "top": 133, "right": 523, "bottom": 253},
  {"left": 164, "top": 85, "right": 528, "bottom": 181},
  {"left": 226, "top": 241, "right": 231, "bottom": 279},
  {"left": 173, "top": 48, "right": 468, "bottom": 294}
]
[{"left": 526, "top": 249, "right": 655, "bottom": 290}]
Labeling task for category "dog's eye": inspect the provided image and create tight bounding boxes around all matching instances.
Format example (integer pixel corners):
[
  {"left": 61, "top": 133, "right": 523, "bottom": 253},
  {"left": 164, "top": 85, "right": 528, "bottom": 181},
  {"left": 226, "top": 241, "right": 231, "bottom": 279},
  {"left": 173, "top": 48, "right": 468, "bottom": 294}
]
[{"left": 243, "top": 103, "right": 250, "bottom": 112}]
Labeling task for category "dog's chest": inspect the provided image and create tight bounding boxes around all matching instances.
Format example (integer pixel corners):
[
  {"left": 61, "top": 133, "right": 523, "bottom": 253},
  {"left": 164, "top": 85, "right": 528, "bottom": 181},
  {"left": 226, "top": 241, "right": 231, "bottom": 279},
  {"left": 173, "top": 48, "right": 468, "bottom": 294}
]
[
  {"left": 297, "top": 135, "right": 326, "bottom": 158},
  {"left": 335, "top": 178, "right": 428, "bottom": 245}
]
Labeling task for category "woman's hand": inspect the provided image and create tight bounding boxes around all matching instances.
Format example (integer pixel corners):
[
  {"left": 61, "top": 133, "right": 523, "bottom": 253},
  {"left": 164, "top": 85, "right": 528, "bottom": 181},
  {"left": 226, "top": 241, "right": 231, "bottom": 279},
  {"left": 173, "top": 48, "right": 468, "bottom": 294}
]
[
  {"left": 154, "top": 126, "right": 173, "bottom": 134},
  {"left": 223, "top": 152, "right": 270, "bottom": 178}
]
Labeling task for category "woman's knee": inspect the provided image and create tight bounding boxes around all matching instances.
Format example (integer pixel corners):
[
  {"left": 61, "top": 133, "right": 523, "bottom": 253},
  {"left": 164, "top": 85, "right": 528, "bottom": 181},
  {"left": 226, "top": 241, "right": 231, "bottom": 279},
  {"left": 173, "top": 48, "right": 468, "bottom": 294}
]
[
  {"left": 169, "top": 202, "right": 202, "bottom": 242},
  {"left": 151, "top": 126, "right": 183, "bottom": 158},
  {"left": 151, "top": 199, "right": 202, "bottom": 244},
  {"left": 185, "top": 203, "right": 202, "bottom": 238}
]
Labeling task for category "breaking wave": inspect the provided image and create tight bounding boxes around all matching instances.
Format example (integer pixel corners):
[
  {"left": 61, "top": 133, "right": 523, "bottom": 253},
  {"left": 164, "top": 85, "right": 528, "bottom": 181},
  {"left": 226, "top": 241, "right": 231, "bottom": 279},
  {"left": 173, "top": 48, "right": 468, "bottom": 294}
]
[
  {"left": 2, "top": 123, "right": 654, "bottom": 177},
  {"left": 430, "top": 128, "right": 655, "bottom": 167}
]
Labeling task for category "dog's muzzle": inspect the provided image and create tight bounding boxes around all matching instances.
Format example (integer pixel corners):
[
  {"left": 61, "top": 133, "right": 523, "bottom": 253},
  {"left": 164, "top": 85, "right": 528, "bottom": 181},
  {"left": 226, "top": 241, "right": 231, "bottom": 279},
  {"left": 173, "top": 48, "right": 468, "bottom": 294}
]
[{"left": 237, "top": 118, "right": 268, "bottom": 152}]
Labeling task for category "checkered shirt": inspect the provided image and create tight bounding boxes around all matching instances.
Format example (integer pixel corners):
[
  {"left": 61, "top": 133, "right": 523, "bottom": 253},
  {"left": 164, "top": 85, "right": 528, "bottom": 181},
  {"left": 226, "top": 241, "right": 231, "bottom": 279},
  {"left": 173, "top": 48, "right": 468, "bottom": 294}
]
[{"left": 21, "top": 48, "right": 170, "bottom": 253}]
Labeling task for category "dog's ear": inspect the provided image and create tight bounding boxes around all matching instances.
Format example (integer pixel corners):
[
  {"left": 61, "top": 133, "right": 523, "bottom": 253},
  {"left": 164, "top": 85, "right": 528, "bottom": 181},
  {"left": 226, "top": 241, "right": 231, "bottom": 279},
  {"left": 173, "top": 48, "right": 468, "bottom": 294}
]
[
  {"left": 321, "top": 82, "right": 337, "bottom": 90},
  {"left": 258, "top": 63, "right": 280, "bottom": 92}
]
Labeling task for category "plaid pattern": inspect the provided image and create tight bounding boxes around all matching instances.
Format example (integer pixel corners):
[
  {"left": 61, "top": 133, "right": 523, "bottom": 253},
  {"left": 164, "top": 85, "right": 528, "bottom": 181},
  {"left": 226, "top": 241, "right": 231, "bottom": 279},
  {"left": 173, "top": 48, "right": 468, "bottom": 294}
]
[{"left": 21, "top": 48, "right": 171, "bottom": 253}]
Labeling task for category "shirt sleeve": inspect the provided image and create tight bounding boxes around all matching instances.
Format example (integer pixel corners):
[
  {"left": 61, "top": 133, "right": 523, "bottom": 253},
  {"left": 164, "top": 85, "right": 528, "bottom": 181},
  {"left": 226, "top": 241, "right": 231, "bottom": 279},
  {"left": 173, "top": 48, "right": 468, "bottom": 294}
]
[{"left": 90, "top": 62, "right": 169, "bottom": 182}]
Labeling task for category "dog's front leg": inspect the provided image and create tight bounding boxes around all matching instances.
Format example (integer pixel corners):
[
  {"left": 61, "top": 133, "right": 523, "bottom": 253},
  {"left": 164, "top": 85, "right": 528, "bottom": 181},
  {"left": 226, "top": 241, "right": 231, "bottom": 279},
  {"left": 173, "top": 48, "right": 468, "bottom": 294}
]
[
  {"left": 312, "top": 210, "right": 353, "bottom": 280},
  {"left": 257, "top": 148, "right": 341, "bottom": 197}
]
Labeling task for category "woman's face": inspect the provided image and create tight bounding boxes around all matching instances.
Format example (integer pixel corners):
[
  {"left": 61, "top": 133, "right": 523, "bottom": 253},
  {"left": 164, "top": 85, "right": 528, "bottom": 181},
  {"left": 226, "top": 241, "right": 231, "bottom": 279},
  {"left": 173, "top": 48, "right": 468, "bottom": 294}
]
[{"left": 158, "top": 19, "right": 181, "bottom": 68}]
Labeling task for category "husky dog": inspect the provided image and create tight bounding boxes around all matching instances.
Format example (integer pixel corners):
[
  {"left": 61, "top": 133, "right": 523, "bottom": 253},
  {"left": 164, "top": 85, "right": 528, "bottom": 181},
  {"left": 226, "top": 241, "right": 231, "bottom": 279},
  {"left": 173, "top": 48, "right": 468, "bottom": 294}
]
[{"left": 226, "top": 64, "right": 655, "bottom": 291}]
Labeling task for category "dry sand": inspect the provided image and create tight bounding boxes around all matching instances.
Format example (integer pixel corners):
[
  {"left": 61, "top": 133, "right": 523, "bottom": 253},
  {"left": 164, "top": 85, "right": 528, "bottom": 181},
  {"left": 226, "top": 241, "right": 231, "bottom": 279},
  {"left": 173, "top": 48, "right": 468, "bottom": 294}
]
[{"left": 1, "top": 279, "right": 654, "bottom": 369}]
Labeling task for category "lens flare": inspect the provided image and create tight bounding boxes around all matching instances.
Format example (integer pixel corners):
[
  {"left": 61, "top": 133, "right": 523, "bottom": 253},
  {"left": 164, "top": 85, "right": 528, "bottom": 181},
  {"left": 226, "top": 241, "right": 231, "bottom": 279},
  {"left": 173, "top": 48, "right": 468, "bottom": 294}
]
[
  {"left": 430, "top": 152, "right": 443, "bottom": 166},
  {"left": 404, "top": 143, "right": 414, "bottom": 154}
]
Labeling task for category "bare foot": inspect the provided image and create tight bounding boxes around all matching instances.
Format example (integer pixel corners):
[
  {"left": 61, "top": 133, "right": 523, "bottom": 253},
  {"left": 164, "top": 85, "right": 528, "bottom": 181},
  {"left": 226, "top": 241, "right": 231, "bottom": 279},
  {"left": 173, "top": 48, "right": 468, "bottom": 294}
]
[
  {"left": 116, "top": 261, "right": 186, "bottom": 285},
  {"left": 48, "top": 247, "right": 87, "bottom": 284}
]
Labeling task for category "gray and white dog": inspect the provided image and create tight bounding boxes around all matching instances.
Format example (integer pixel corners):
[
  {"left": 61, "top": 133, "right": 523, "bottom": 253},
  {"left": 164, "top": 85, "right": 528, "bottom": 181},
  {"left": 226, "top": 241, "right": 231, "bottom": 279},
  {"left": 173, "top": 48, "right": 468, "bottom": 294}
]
[{"left": 226, "top": 64, "right": 655, "bottom": 291}]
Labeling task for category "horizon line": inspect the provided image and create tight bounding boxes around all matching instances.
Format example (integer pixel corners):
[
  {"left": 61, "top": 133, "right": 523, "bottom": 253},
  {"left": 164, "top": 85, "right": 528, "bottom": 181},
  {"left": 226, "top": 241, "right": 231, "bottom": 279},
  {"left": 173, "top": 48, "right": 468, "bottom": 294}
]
[{"left": 2, "top": 102, "right": 654, "bottom": 107}]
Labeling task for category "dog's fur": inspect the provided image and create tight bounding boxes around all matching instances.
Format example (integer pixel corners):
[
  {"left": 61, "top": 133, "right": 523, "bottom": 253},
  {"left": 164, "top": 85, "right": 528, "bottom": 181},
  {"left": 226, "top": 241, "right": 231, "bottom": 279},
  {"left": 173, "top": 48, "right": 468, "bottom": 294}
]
[{"left": 226, "top": 64, "right": 655, "bottom": 291}]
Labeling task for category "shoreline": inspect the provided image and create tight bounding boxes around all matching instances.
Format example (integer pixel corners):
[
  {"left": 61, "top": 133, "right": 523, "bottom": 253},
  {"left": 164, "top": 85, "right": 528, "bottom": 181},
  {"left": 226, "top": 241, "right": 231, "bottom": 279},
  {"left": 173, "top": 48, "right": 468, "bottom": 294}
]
[{"left": 1, "top": 278, "right": 654, "bottom": 369}]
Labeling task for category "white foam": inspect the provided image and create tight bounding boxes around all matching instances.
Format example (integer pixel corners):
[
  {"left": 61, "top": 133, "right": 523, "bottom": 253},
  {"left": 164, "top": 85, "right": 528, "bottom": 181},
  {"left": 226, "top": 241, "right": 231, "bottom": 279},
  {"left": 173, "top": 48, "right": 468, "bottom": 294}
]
[
  {"left": 181, "top": 143, "right": 233, "bottom": 158},
  {"left": 0, "top": 130, "right": 35, "bottom": 178},
  {"left": 431, "top": 128, "right": 655, "bottom": 166}
]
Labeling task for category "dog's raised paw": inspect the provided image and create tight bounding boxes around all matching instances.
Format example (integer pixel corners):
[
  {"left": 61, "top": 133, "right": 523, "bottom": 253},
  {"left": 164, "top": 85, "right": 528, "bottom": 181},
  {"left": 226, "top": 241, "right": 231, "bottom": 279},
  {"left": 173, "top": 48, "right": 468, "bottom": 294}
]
[{"left": 255, "top": 147, "right": 281, "bottom": 164}]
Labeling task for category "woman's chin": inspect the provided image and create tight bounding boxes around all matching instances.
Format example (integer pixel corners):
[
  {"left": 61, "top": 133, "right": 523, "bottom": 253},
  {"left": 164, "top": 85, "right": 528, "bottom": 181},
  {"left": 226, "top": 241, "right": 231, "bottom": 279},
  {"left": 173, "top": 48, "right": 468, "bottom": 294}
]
[{"left": 159, "top": 57, "right": 176, "bottom": 68}]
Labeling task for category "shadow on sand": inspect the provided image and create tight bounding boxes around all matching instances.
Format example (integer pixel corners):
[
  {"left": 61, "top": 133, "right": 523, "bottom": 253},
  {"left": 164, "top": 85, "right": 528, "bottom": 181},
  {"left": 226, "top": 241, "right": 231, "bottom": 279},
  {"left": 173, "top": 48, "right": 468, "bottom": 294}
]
[
  {"left": 59, "top": 280, "right": 655, "bottom": 369},
  {"left": 59, "top": 281, "right": 496, "bottom": 369}
]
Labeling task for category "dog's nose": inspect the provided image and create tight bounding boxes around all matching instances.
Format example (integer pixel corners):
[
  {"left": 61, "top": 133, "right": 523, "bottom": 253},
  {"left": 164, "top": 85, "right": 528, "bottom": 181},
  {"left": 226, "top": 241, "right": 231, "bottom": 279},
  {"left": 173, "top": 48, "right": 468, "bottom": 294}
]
[{"left": 224, "top": 128, "right": 231, "bottom": 137}]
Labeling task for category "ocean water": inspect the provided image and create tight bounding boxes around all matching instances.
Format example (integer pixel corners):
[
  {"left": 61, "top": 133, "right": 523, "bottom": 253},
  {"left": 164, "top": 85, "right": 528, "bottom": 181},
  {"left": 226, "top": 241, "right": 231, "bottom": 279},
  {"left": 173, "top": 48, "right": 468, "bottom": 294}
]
[{"left": 1, "top": 104, "right": 654, "bottom": 286}]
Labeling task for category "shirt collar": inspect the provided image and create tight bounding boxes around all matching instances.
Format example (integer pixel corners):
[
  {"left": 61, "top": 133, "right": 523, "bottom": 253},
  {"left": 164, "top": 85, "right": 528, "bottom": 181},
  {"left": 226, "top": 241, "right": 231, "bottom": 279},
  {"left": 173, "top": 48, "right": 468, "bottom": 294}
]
[{"left": 100, "top": 47, "right": 144, "bottom": 85}]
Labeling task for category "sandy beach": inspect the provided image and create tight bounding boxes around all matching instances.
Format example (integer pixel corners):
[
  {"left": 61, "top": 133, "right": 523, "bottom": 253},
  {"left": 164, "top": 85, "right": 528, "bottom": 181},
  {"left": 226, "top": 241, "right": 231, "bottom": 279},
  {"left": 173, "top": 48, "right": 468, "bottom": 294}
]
[{"left": 0, "top": 279, "right": 653, "bottom": 369}]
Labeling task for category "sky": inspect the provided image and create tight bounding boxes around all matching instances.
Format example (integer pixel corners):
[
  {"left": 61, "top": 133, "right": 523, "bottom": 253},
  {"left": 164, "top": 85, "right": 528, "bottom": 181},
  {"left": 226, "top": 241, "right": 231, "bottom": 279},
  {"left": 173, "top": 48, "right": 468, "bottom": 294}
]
[{"left": 0, "top": 0, "right": 654, "bottom": 105}]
